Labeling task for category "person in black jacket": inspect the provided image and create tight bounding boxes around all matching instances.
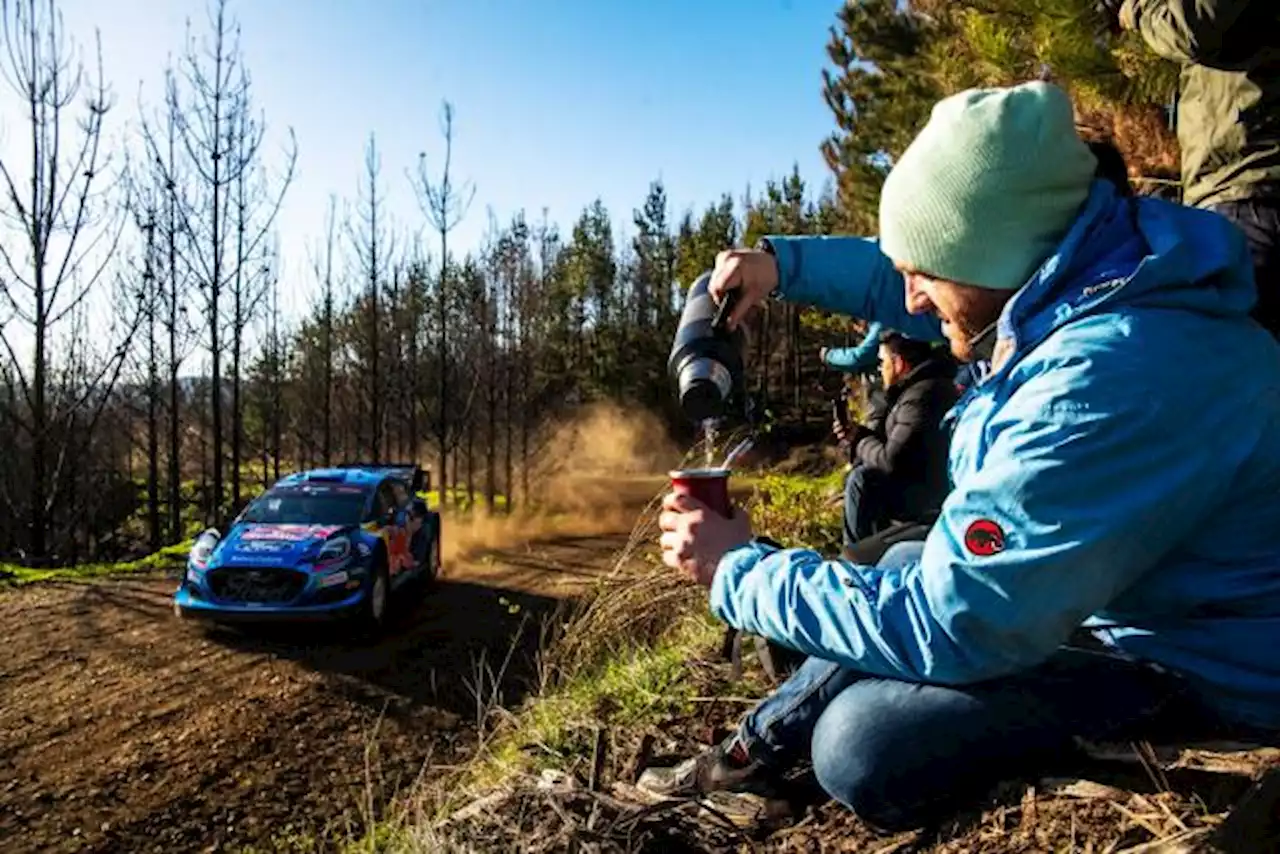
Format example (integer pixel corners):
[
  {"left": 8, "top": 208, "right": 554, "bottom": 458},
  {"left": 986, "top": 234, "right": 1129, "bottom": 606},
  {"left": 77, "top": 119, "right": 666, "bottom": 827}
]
[{"left": 834, "top": 331, "right": 959, "bottom": 549}]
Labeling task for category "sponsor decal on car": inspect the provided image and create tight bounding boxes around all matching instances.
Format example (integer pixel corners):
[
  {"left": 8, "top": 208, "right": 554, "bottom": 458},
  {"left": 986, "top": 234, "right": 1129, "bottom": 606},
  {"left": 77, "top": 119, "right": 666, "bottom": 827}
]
[
  {"left": 240, "top": 524, "right": 345, "bottom": 542},
  {"left": 234, "top": 540, "right": 292, "bottom": 553}
]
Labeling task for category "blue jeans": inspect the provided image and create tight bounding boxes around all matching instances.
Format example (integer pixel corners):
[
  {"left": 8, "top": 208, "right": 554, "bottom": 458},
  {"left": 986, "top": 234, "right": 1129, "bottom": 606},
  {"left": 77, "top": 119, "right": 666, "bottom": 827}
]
[
  {"left": 843, "top": 465, "right": 897, "bottom": 547},
  {"left": 736, "top": 542, "right": 1228, "bottom": 831}
]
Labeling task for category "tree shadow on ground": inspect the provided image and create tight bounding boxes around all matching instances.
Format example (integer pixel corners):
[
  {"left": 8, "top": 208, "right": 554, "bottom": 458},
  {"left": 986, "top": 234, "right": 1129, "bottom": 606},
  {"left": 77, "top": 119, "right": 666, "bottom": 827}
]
[{"left": 202, "top": 578, "right": 574, "bottom": 723}]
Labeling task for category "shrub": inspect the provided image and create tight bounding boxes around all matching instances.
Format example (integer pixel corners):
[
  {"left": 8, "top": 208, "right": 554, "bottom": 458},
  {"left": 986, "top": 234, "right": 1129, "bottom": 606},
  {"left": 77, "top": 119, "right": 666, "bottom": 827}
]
[{"left": 745, "top": 467, "right": 846, "bottom": 555}]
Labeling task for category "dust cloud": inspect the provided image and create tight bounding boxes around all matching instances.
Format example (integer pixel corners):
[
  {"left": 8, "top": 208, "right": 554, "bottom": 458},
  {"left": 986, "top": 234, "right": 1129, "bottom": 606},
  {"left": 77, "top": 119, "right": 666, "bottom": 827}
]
[{"left": 438, "top": 403, "right": 685, "bottom": 563}]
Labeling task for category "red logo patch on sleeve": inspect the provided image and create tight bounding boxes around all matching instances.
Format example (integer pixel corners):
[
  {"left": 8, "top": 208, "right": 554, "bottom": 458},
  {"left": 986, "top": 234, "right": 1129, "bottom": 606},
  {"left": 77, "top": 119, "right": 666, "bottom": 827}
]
[{"left": 964, "top": 519, "right": 1006, "bottom": 556}]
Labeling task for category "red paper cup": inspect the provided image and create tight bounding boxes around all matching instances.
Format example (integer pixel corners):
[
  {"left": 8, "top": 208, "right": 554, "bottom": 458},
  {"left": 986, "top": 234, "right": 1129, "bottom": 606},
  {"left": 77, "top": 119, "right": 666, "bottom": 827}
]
[{"left": 669, "top": 467, "right": 731, "bottom": 518}]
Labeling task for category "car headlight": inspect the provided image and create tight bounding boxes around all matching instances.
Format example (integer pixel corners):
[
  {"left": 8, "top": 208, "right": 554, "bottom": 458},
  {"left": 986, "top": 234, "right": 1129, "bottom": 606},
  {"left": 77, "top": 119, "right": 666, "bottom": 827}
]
[
  {"left": 316, "top": 535, "right": 351, "bottom": 565},
  {"left": 189, "top": 528, "right": 220, "bottom": 570}
]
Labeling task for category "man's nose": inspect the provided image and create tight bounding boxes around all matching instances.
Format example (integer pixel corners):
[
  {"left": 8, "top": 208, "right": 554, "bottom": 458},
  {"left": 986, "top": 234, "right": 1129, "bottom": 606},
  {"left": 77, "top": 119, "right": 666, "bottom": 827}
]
[{"left": 904, "top": 274, "right": 933, "bottom": 315}]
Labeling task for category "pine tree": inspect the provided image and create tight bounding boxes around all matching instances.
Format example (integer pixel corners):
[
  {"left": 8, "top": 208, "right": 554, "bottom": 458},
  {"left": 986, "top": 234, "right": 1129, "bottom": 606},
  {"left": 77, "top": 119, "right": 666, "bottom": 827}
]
[
  {"left": 821, "top": 0, "right": 942, "bottom": 234},
  {"left": 821, "top": 0, "right": 1183, "bottom": 233},
  {"left": 915, "top": 0, "right": 1180, "bottom": 189}
]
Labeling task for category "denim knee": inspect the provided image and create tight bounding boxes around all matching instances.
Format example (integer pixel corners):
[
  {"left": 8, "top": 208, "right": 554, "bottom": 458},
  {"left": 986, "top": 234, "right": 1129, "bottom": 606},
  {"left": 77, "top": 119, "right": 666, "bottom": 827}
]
[{"left": 810, "top": 681, "right": 934, "bottom": 832}]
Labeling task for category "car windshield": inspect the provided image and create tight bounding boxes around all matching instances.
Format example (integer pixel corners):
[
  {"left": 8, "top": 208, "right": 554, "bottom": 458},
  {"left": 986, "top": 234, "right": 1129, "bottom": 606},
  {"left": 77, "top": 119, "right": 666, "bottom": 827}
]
[{"left": 239, "top": 487, "right": 366, "bottom": 525}]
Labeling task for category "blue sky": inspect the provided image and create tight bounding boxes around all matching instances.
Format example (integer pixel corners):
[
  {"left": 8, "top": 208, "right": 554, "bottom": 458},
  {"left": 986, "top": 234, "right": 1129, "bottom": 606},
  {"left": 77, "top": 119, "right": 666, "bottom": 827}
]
[{"left": 28, "top": 0, "right": 843, "bottom": 318}]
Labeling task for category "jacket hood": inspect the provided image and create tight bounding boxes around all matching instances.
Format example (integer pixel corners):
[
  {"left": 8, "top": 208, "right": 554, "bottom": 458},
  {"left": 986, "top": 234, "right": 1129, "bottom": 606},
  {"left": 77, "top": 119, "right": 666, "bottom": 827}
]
[
  {"left": 891, "top": 351, "right": 956, "bottom": 392},
  {"left": 997, "top": 179, "right": 1257, "bottom": 359}
]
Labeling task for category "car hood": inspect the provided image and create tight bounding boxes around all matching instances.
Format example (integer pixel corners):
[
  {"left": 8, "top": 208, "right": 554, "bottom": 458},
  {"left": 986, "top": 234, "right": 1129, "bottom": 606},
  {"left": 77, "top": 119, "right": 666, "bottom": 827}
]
[{"left": 213, "top": 523, "right": 354, "bottom": 568}]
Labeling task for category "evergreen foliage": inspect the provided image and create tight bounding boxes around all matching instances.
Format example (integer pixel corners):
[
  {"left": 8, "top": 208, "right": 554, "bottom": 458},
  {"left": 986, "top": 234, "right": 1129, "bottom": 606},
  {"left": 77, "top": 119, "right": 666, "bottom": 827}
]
[{"left": 822, "top": 0, "right": 1184, "bottom": 231}]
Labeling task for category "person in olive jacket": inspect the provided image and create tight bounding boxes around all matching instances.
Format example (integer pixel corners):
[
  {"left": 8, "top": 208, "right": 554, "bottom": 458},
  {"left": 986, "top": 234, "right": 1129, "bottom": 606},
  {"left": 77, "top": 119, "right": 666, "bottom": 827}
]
[
  {"left": 1100, "top": 0, "right": 1280, "bottom": 337},
  {"left": 833, "top": 331, "right": 958, "bottom": 548}
]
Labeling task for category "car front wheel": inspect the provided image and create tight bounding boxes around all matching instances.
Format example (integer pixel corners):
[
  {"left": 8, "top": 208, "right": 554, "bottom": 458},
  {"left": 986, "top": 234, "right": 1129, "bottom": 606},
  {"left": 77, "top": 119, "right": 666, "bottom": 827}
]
[{"left": 355, "top": 561, "right": 390, "bottom": 638}]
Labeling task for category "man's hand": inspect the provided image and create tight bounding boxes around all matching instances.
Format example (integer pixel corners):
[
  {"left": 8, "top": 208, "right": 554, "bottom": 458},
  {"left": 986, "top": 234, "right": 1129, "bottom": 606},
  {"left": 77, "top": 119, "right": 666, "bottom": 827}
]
[
  {"left": 832, "top": 416, "right": 849, "bottom": 444},
  {"left": 846, "top": 421, "right": 873, "bottom": 450},
  {"left": 708, "top": 248, "right": 780, "bottom": 332},
  {"left": 819, "top": 346, "right": 829, "bottom": 364},
  {"left": 658, "top": 491, "right": 753, "bottom": 587}
]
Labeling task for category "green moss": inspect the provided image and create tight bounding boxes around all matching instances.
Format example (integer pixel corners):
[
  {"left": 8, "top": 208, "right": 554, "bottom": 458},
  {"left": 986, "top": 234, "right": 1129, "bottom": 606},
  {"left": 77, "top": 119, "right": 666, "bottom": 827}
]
[
  {"left": 0, "top": 540, "right": 193, "bottom": 587},
  {"left": 417, "top": 488, "right": 509, "bottom": 513}
]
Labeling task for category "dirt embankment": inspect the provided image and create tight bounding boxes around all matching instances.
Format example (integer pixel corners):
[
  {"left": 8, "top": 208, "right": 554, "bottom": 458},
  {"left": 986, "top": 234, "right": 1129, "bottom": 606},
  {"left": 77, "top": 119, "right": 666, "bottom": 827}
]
[{"left": 0, "top": 404, "right": 684, "bottom": 854}]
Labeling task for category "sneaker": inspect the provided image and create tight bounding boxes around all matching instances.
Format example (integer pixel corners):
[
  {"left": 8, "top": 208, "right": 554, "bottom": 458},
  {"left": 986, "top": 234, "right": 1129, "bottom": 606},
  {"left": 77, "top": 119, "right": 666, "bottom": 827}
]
[{"left": 635, "top": 736, "right": 781, "bottom": 800}]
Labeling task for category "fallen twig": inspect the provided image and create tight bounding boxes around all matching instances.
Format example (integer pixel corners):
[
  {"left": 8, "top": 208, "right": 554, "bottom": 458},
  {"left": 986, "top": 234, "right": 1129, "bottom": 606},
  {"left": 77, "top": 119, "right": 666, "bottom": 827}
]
[{"left": 588, "top": 727, "right": 607, "bottom": 792}]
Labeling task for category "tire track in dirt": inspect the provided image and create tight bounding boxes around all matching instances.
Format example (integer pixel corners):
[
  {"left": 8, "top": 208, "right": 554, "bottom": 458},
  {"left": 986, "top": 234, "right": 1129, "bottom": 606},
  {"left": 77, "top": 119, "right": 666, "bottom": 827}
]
[{"left": 0, "top": 521, "right": 651, "bottom": 853}]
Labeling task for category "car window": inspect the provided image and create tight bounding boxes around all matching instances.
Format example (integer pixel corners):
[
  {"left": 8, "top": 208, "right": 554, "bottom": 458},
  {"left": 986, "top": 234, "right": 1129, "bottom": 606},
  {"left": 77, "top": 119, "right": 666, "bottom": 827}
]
[
  {"left": 242, "top": 486, "right": 366, "bottom": 525},
  {"left": 364, "top": 483, "right": 388, "bottom": 523},
  {"left": 371, "top": 480, "right": 399, "bottom": 522}
]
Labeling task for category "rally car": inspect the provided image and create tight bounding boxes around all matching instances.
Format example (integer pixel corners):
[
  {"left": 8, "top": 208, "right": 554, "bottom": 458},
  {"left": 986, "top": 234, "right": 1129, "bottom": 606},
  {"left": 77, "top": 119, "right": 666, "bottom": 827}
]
[{"left": 173, "top": 463, "right": 442, "bottom": 634}]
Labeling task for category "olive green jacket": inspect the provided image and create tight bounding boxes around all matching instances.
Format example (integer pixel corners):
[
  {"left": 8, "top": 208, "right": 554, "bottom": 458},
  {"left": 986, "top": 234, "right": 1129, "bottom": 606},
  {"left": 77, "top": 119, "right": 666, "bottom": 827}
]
[{"left": 1122, "top": 0, "right": 1280, "bottom": 207}]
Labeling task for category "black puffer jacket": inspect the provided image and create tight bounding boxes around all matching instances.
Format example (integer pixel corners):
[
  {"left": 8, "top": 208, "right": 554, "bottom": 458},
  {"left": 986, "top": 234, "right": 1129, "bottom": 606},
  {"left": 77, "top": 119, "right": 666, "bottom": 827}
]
[{"left": 853, "top": 354, "right": 959, "bottom": 520}]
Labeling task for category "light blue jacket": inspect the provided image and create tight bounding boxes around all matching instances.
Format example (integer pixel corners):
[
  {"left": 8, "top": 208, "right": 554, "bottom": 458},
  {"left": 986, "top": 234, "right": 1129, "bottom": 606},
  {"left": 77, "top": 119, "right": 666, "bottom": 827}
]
[
  {"left": 713, "top": 180, "right": 1280, "bottom": 729},
  {"left": 824, "top": 321, "right": 884, "bottom": 373}
]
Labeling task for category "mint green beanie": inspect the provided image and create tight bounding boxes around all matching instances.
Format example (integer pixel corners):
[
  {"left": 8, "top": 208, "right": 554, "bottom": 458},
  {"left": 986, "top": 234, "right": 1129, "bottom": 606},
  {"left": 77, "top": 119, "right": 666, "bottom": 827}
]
[{"left": 878, "top": 81, "right": 1098, "bottom": 292}]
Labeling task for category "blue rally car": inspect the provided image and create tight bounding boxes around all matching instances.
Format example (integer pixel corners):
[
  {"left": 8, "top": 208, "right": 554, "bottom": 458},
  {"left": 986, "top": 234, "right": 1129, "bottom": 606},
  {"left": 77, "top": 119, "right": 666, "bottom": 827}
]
[{"left": 173, "top": 463, "right": 442, "bottom": 634}]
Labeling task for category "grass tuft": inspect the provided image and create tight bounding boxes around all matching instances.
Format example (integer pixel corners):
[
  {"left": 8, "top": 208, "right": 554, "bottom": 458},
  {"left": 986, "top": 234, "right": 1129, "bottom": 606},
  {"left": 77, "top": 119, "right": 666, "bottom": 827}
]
[{"left": 0, "top": 540, "right": 193, "bottom": 587}]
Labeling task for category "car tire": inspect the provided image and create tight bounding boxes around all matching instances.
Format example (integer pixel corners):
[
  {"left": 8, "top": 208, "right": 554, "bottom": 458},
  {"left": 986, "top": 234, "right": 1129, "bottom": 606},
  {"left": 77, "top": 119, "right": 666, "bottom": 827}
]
[
  {"left": 355, "top": 559, "right": 390, "bottom": 639},
  {"left": 407, "top": 534, "right": 439, "bottom": 604},
  {"left": 427, "top": 532, "right": 441, "bottom": 582}
]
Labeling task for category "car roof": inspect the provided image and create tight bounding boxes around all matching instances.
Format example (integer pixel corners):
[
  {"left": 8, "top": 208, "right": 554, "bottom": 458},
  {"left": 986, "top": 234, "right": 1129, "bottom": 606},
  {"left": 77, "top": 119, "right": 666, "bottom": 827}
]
[{"left": 272, "top": 467, "right": 402, "bottom": 491}]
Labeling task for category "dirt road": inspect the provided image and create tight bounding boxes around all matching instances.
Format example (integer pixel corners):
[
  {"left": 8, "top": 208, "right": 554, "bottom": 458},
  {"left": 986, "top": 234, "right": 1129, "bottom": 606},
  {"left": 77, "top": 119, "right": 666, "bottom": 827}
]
[{"left": 0, "top": 511, "right": 652, "bottom": 853}]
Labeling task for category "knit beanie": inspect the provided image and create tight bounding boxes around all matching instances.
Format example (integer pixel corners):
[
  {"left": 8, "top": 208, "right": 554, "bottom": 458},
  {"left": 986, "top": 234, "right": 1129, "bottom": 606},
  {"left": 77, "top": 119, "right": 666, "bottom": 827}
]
[{"left": 878, "top": 81, "right": 1098, "bottom": 292}]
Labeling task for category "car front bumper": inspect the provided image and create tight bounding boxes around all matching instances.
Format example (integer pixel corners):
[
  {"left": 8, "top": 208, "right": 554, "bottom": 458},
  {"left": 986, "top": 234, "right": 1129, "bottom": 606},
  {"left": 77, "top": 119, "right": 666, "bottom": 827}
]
[{"left": 173, "top": 571, "right": 370, "bottom": 623}]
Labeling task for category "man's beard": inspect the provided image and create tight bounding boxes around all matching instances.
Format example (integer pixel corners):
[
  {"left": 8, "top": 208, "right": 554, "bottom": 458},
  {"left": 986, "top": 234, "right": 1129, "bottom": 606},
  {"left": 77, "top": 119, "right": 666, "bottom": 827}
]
[{"left": 966, "top": 320, "right": 999, "bottom": 363}]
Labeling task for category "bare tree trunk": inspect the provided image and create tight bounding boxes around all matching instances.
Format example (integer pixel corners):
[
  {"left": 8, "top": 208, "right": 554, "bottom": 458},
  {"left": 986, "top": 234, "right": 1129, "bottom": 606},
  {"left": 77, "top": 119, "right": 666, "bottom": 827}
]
[
  {"left": 143, "top": 217, "right": 162, "bottom": 552},
  {"left": 791, "top": 304, "right": 802, "bottom": 421},
  {"left": 0, "top": 0, "right": 133, "bottom": 562},
  {"left": 451, "top": 449, "right": 459, "bottom": 507},
  {"left": 321, "top": 195, "right": 336, "bottom": 466},
  {"left": 166, "top": 0, "right": 296, "bottom": 527},
  {"left": 411, "top": 101, "right": 474, "bottom": 511},
  {"left": 503, "top": 252, "right": 517, "bottom": 515},
  {"left": 0, "top": 373, "right": 13, "bottom": 552},
  {"left": 268, "top": 273, "right": 282, "bottom": 483},
  {"left": 347, "top": 134, "right": 390, "bottom": 462},
  {"left": 485, "top": 271, "right": 497, "bottom": 511},
  {"left": 202, "top": 9, "right": 228, "bottom": 527},
  {"left": 164, "top": 102, "right": 185, "bottom": 542},
  {"left": 466, "top": 420, "right": 475, "bottom": 510},
  {"left": 406, "top": 263, "right": 422, "bottom": 465},
  {"left": 232, "top": 153, "right": 245, "bottom": 509},
  {"left": 437, "top": 253, "right": 448, "bottom": 506}
]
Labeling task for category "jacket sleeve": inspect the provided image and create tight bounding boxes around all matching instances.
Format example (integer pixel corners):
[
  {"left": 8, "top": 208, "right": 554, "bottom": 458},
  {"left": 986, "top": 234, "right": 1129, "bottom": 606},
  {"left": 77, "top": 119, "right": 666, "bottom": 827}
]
[
  {"left": 853, "top": 386, "right": 928, "bottom": 475},
  {"left": 764, "top": 236, "right": 944, "bottom": 343},
  {"left": 709, "top": 362, "right": 1224, "bottom": 684},
  {"left": 824, "top": 322, "right": 884, "bottom": 372},
  {"left": 1122, "top": 0, "right": 1256, "bottom": 65},
  {"left": 865, "top": 390, "right": 889, "bottom": 431}
]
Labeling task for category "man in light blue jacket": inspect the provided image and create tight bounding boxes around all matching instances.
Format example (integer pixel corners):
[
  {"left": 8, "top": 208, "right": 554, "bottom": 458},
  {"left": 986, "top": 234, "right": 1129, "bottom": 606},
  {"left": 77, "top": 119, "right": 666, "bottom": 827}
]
[
  {"left": 821, "top": 320, "right": 883, "bottom": 375},
  {"left": 647, "top": 81, "right": 1280, "bottom": 831}
]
